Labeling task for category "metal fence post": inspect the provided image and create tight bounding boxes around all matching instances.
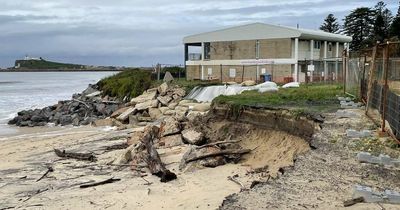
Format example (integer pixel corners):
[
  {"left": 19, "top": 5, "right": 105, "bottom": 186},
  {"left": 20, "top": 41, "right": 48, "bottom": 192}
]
[{"left": 381, "top": 43, "right": 390, "bottom": 132}]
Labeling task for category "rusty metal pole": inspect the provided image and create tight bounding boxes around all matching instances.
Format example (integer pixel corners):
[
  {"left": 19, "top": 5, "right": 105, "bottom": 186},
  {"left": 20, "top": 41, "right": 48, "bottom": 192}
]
[{"left": 381, "top": 43, "right": 390, "bottom": 132}]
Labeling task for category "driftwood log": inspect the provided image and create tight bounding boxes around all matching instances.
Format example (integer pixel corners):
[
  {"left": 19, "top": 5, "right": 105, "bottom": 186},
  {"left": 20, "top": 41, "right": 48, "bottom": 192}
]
[
  {"left": 141, "top": 126, "right": 177, "bottom": 182},
  {"left": 185, "top": 149, "right": 251, "bottom": 163},
  {"left": 80, "top": 177, "right": 121, "bottom": 188},
  {"left": 54, "top": 149, "right": 97, "bottom": 162}
]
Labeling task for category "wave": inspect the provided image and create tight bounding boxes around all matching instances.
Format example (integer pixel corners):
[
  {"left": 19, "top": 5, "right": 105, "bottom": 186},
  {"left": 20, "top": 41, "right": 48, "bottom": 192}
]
[{"left": 0, "top": 81, "right": 23, "bottom": 85}]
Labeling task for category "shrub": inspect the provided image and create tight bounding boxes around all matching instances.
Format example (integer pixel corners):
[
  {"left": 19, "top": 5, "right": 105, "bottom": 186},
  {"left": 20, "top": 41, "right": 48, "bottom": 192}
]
[{"left": 97, "top": 69, "right": 153, "bottom": 99}]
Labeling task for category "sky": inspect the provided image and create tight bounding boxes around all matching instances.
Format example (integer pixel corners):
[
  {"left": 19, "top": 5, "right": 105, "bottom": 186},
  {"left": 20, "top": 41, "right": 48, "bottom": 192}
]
[{"left": 0, "top": 0, "right": 398, "bottom": 68}]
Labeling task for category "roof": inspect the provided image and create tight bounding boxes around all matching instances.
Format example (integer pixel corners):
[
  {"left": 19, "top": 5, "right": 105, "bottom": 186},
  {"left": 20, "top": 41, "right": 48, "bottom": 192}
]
[{"left": 183, "top": 23, "right": 352, "bottom": 43}]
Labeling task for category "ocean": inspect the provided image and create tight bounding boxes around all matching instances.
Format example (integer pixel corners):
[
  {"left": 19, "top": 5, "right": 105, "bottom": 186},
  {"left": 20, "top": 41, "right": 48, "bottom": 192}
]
[{"left": 0, "top": 71, "right": 117, "bottom": 136}]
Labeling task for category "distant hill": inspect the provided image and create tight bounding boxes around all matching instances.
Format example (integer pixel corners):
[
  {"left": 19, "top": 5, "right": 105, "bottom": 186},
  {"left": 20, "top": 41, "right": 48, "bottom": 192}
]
[{"left": 15, "top": 59, "right": 84, "bottom": 69}]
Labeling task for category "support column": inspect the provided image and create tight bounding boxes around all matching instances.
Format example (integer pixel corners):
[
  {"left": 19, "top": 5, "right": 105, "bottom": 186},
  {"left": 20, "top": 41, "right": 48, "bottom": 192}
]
[
  {"left": 335, "top": 42, "right": 339, "bottom": 81},
  {"left": 201, "top": 65, "right": 204, "bottom": 80},
  {"left": 294, "top": 38, "right": 299, "bottom": 82},
  {"left": 201, "top": 42, "right": 204, "bottom": 61},
  {"left": 310, "top": 40, "right": 314, "bottom": 82},
  {"left": 184, "top": 44, "right": 188, "bottom": 80},
  {"left": 324, "top": 41, "right": 328, "bottom": 81}
]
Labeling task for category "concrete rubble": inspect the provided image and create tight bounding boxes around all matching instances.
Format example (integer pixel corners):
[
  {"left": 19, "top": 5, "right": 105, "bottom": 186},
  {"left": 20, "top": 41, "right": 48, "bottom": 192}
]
[
  {"left": 357, "top": 152, "right": 400, "bottom": 167},
  {"left": 112, "top": 82, "right": 211, "bottom": 127},
  {"left": 338, "top": 96, "right": 363, "bottom": 108},
  {"left": 346, "top": 129, "right": 372, "bottom": 138},
  {"left": 353, "top": 185, "right": 400, "bottom": 204},
  {"left": 335, "top": 110, "right": 360, "bottom": 118}
]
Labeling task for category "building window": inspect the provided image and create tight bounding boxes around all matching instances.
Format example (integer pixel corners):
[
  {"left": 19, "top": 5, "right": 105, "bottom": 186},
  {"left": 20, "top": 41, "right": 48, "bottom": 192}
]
[
  {"left": 314, "top": 41, "right": 321, "bottom": 49},
  {"left": 204, "top": 42, "right": 211, "bottom": 60},
  {"left": 256, "top": 40, "right": 260, "bottom": 59},
  {"left": 229, "top": 68, "right": 236, "bottom": 78},
  {"left": 207, "top": 68, "right": 212, "bottom": 76},
  {"left": 328, "top": 43, "right": 332, "bottom": 51}
]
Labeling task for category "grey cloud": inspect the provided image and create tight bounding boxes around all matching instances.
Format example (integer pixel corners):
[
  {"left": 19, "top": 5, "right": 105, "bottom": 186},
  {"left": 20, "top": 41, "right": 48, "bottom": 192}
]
[{"left": 0, "top": 0, "right": 398, "bottom": 68}]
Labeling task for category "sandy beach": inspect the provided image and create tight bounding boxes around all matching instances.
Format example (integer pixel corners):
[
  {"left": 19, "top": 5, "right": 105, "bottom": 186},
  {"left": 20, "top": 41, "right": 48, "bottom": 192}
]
[{"left": 0, "top": 125, "right": 248, "bottom": 209}]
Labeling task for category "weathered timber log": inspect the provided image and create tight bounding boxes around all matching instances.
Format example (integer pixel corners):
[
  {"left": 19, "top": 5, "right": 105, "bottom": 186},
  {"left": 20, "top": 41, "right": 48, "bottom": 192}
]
[
  {"left": 343, "top": 197, "right": 365, "bottom": 207},
  {"left": 141, "top": 126, "right": 177, "bottom": 182},
  {"left": 185, "top": 149, "right": 251, "bottom": 163},
  {"left": 54, "top": 149, "right": 97, "bottom": 162},
  {"left": 196, "top": 140, "right": 241, "bottom": 149}
]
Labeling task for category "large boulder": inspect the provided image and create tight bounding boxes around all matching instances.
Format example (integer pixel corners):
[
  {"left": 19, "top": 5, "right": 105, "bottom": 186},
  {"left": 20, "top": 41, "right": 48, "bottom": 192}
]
[
  {"left": 149, "top": 108, "right": 162, "bottom": 120},
  {"left": 158, "top": 134, "right": 183, "bottom": 148},
  {"left": 159, "top": 107, "right": 170, "bottom": 114},
  {"left": 59, "top": 115, "right": 72, "bottom": 126},
  {"left": 179, "top": 146, "right": 225, "bottom": 170},
  {"left": 158, "top": 83, "right": 169, "bottom": 96},
  {"left": 160, "top": 117, "right": 181, "bottom": 137},
  {"left": 182, "top": 129, "right": 204, "bottom": 145},
  {"left": 192, "top": 103, "right": 211, "bottom": 112},
  {"left": 168, "top": 102, "right": 178, "bottom": 110},
  {"left": 163, "top": 72, "right": 174, "bottom": 83}
]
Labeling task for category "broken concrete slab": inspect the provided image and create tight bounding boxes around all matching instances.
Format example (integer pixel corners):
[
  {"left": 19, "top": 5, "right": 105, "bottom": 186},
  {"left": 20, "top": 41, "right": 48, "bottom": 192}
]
[
  {"left": 157, "top": 95, "right": 172, "bottom": 106},
  {"left": 131, "top": 89, "right": 157, "bottom": 104},
  {"left": 346, "top": 129, "right": 372, "bottom": 138},
  {"left": 335, "top": 110, "right": 359, "bottom": 118},
  {"left": 357, "top": 152, "right": 400, "bottom": 167},
  {"left": 353, "top": 185, "right": 400, "bottom": 204},
  {"left": 353, "top": 185, "right": 383, "bottom": 203},
  {"left": 116, "top": 107, "right": 136, "bottom": 122}
]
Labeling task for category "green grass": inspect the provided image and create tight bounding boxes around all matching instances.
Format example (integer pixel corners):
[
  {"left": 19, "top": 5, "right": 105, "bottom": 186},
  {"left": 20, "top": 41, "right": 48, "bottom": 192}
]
[
  {"left": 97, "top": 69, "right": 153, "bottom": 99},
  {"left": 213, "top": 84, "right": 344, "bottom": 113}
]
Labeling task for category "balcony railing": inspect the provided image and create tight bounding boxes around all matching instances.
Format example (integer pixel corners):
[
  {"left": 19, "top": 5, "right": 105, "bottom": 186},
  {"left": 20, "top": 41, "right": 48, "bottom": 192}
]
[{"left": 189, "top": 53, "right": 202, "bottom": 61}]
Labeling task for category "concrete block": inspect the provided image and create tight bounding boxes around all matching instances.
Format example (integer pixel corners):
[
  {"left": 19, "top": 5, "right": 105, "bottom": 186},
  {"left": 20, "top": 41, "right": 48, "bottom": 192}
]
[
  {"left": 384, "top": 190, "right": 400, "bottom": 204},
  {"left": 353, "top": 185, "right": 383, "bottom": 203},
  {"left": 346, "top": 129, "right": 372, "bottom": 138}
]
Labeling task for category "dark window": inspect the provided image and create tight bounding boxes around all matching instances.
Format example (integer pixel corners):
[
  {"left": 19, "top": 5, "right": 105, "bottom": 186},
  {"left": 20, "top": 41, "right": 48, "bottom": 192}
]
[
  {"left": 204, "top": 42, "right": 210, "bottom": 60},
  {"left": 314, "top": 41, "right": 321, "bottom": 49}
]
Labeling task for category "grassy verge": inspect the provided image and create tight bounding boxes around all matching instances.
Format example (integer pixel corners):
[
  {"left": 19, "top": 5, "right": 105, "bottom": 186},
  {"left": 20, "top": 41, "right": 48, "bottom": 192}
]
[
  {"left": 97, "top": 69, "right": 153, "bottom": 99},
  {"left": 213, "top": 84, "right": 344, "bottom": 113}
]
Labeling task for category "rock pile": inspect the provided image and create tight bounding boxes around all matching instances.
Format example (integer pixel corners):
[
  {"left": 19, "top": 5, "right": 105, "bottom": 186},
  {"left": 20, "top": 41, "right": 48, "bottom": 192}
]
[
  {"left": 112, "top": 82, "right": 211, "bottom": 127},
  {"left": 8, "top": 85, "right": 122, "bottom": 127}
]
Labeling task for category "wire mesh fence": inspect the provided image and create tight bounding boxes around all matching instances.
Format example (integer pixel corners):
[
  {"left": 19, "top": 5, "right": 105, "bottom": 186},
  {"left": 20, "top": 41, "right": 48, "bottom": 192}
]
[
  {"left": 350, "top": 42, "right": 400, "bottom": 141},
  {"left": 185, "top": 58, "right": 344, "bottom": 84}
]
